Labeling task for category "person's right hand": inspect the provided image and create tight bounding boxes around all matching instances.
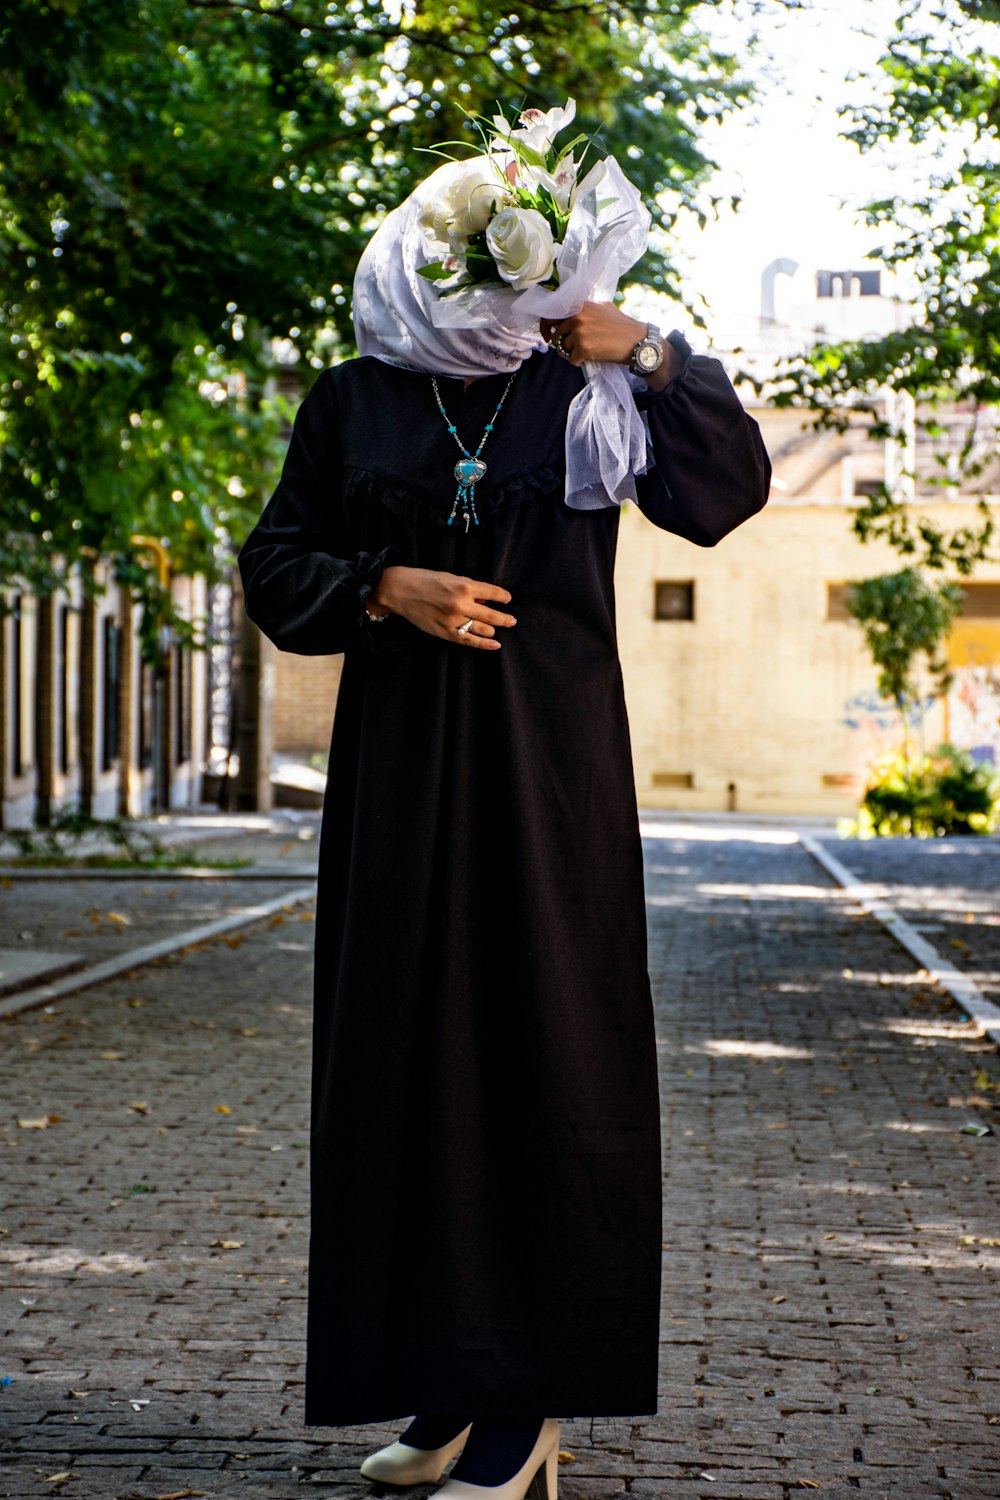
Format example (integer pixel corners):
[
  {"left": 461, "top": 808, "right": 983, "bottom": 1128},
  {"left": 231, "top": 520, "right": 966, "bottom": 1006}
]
[{"left": 367, "top": 565, "right": 516, "bottom": 651}]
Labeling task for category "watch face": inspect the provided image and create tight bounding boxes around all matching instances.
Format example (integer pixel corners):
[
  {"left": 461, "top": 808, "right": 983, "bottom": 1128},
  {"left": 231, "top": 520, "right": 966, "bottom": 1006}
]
[{"left": 636, "top": 340, "right": 661, "bottom": 372}]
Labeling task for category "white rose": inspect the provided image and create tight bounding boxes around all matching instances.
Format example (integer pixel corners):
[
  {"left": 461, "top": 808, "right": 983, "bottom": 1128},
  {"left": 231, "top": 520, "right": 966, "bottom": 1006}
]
[
  {"left": 485, "top": 206, "right": 558, "bottom": 289},
  {"left": 419, "top": 157, "right": 505, "bottom": 247}
]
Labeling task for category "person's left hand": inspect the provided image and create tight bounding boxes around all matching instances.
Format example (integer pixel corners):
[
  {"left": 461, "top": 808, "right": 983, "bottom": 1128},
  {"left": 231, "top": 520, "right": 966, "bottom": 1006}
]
[
  {"left": 540, "top": 301, "right": 645, "bottom": 366},
  {"left": 540, "top": 302, "right": 680, "bottom": 389}
]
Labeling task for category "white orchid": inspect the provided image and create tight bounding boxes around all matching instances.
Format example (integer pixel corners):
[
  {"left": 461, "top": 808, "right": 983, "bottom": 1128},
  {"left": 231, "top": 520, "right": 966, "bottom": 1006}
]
[
  {"left": 491, "top": 99, "right": 577, "bottom": 159},
  {"left": 521, "top": 156, "right": 580, "bottom": 213}
]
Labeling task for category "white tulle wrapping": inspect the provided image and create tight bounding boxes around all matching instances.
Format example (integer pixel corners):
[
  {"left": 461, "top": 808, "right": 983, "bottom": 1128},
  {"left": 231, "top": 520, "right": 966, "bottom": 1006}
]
[{"left": 352, "top": 156, "right": 652, "bottom": 510}]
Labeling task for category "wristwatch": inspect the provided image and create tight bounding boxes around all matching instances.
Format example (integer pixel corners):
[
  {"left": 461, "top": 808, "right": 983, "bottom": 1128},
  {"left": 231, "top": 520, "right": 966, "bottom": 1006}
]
[{"left": 628, "top": 322, "right": 663, "bottom": 376}]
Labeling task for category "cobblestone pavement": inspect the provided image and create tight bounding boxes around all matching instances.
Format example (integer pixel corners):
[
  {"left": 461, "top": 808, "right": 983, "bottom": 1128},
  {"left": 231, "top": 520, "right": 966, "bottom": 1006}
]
[
  {"left": 1, "top": 824, "right": 998, "bottom": 1499},
  {"left": 0, "top": 821, "right": 320, "bottom": 973},
  {"left": 811, "top": 835, "right": 1000, "bottom": 1002}
]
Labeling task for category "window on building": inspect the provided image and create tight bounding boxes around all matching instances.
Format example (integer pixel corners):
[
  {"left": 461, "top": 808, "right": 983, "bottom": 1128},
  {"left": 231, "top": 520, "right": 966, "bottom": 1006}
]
[
  {"left": 58, "top": 604, "right": 71, "bottom": 775},
  {"left": 11, "top": 595, "right": 24, "bottom": 778},
  {"left": 173, "top": 643, "right": 192, "bottom": 766},
  {"left": 959, "top": 583, "right": 1000, "bottom": 618},
  {"left": 816, "top": 268, "right": 882, "bottom": 298},
  {"left": 853, "top": 478, "right": 883, "bottom": 497},
  {"left": 654, "top": 580, "right": 695, "bottom": 621},
  {"left": 138, "top": 657, "right": 154, "bottom": 770},
  {"left": 830, "top": 580, "right": 1000, "bottom": 622},
  {"left": 826, "top": 584, "right": 853, "bottom": 621},
  {"left": 651, "top": 771, "right": 694, "bottom": 789},
  {"left": 101, "top": 617, "right": 122, "bottom": 772}
]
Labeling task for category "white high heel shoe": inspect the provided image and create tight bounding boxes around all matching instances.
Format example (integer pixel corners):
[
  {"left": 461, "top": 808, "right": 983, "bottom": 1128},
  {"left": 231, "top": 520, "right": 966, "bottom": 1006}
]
[
  {"left": 359, "top": 1423, "right": 472, "bottom": 1485},
  {"left": 432, "top": 1418, "right": 560, "bottom": 1500}
]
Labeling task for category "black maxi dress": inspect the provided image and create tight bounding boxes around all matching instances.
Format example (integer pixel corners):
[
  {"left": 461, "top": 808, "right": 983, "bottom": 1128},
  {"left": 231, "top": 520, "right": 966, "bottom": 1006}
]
[{"left": 238, "top": 343, "right": 770, "bottom": 1427}]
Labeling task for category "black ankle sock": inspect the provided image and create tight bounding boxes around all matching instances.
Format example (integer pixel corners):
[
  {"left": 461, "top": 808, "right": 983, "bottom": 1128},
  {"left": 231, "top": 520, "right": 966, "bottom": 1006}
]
[
  {"left": 449, "top": 1417, "right": 545, "bottom": 1486},
  {"left": 399, "top": 1412, "right": 471, "bottom": 1450}
]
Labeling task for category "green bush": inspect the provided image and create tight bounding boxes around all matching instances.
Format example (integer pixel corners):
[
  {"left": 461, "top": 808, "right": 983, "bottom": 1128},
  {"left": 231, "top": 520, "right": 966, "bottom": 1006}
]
[{"left": 855, "top": 743, "right": 1000, "bottom": 837}]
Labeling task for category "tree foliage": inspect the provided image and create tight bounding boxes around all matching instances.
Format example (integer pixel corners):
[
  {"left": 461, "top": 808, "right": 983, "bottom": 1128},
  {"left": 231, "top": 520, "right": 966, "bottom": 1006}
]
[
  {"left": 847, "top": 567, "right": 963, "bottom": 757},
  {"left": 1, "top": 0, "right": 754, "bottom": 601},
  {"left": 771, "top": 0, "right": 1000, "bottom": 575}
]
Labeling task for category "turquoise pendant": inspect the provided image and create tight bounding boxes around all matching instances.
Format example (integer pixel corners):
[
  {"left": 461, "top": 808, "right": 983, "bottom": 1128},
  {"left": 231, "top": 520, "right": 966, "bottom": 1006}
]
[
  {"left": 454, "top": 457, "right": 487, "bottom": 486},
  {"left": 448, "top": 457, "right": 488, "bottom": 531}
]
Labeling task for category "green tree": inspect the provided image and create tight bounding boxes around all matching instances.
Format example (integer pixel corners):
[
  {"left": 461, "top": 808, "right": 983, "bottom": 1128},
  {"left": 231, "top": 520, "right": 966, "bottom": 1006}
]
[
  {"left": 771, "top": 0, "right": 1000, "bottom": 575},
  {"left": 847, "top": 568, "right": 963, "bottom": 761},
  {"left": 1, "top": 0, "right": 755, "bottom": 605}
]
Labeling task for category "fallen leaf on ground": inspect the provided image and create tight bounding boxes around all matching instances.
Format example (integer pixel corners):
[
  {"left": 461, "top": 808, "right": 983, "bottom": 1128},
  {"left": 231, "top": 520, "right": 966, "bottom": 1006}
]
[
  {"left": 771, "top": 1294, "right": 786, "bottom": 1304},
  {"left": 222, "top": 934, "right": 243, "bottom": 949},
  {"left": 209, "top": 1239, "right": 244, "bottom": 1250},
  {"left": 98, "top": 1051, "right": 127, "bottom": 1061},
  {"left": 17, "top": 1114, "right": 60, "bottom": 1129},
  {"left": 45, "top": 1474, "right": 77, "bottom": 1483},
  {"left": 239, "top": 1028, "right": 258, "bottom": 1037},
  {"left": 130, "top": 1398, "right": 150, "bottom": 1410},
  {"left": 154, "top": 1491, "right": 209, "bottom": 1499},
  {"left": 67, "top": 1389, "right": 90, "bottom": 1397},
  {"left": 214, "top": 1104, "right": 231, "bottom": 1114},
  {"left": 794, "top": 1481, "right": 821, "bottom": 1490},
  {"left": 556, "top": 1451, "right": 575, "bottom": 1464},
  {"left": 129, "top": 1101, "right": 149, "bottom": 1114}
]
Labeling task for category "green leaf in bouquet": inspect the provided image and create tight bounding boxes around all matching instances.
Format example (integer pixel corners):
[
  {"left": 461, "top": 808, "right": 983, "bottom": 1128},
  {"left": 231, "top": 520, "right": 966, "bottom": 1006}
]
[
  {"left": 553, "top": 133, "right": 589, "bottom": 166},
  {"left": 415, "top": 262, "right": 457, "bottom": 281}
]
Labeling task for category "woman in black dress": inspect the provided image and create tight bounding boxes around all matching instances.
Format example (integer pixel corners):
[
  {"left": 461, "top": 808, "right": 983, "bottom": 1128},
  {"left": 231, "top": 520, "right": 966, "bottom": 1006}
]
[{"left": 238, "top": 139, "right": 770, "bottom": 1500}]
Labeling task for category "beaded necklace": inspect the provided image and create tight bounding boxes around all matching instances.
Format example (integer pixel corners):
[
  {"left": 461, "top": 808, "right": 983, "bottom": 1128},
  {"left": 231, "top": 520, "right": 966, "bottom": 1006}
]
[{"left": 431, "top": 371, "right": 518, "bottom": 532}]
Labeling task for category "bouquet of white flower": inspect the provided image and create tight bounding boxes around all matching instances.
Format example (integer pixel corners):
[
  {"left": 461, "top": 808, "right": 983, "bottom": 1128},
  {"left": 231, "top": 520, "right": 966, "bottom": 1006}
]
[
  {"left": 417, "top": 101, "right": 586, "bottom": 294},
  {"left": 354, "top": 96, "right": 652, "bottom": 512}
]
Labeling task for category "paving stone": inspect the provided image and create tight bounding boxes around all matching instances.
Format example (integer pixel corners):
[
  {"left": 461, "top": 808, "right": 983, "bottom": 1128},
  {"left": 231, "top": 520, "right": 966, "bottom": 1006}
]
[{"left": 1, "top": 827, "right": 999, "bottom": 1497}]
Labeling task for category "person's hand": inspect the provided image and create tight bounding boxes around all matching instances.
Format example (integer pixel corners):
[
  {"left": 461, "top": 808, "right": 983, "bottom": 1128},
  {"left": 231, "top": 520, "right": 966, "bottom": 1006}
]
[
  {"left": 540, "top": 301, "right": 681, "bottom": 390},
  {"left": 367, "top": 565, "right": 516, "bottom": 651}
]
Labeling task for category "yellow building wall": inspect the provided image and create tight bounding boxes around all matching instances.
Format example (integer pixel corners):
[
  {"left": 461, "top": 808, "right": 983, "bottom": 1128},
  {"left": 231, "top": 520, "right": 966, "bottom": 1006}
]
[
  {"left": 272, "top": 652, "right": 343, "bottom": 756},
  {"left": 615, "top": 495, "right": 1000, "bottom": 816}
]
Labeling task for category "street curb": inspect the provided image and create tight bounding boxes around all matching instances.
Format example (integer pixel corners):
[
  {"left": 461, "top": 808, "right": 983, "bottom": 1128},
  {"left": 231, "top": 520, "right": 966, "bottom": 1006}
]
[
  {"left": 0, "top": 884, "right": 317, "bottom": 1020},
  {"left": 0, "top": 866, "right": 318, "bottom": 881},
  {"left": 799, "top": 834, "right": 1000, "bottom": 1051}
]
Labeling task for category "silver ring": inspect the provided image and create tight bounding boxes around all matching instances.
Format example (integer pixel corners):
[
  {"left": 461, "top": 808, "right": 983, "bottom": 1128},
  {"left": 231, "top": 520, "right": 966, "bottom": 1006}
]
[{"left": 456, "top": 618, "right": 474, "bottom": 635}]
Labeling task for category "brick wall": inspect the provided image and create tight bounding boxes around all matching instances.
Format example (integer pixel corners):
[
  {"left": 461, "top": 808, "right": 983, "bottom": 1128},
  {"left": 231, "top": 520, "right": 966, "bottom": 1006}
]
[{"left": 272, "top": 652, "right": 343, "bottom": 755}]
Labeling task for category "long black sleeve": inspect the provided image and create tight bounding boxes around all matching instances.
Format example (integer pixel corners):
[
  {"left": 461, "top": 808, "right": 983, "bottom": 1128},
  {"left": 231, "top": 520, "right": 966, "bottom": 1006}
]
[
  {"left": 634, "top": 352, "right": 771, "bottom": 546},
  {"left": 238, "top": 372, "right": 397, "bottom": 655}
]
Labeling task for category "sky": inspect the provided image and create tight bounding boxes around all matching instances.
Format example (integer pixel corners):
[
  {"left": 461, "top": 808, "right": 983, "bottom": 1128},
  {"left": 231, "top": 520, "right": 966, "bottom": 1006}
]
[{"left": 644, "top": 0, "right": 929, "bottom": 345}]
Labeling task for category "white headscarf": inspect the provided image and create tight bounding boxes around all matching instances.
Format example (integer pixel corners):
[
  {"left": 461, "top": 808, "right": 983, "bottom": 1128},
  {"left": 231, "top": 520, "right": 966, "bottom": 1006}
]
[{"left": 352, "top": 153, "right": 653, "bottom": 510}]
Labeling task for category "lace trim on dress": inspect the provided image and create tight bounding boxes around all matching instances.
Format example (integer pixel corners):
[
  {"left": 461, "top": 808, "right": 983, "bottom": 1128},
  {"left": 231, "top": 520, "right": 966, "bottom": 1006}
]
[{"left": 342, "top": 462, "right": 565, "bottom": 524}]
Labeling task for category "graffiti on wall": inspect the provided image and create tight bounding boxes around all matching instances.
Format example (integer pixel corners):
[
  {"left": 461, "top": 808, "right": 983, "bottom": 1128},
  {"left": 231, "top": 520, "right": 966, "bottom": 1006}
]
[{"left": 948, "top": 665, "right": 1000, "bottom": 767}]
